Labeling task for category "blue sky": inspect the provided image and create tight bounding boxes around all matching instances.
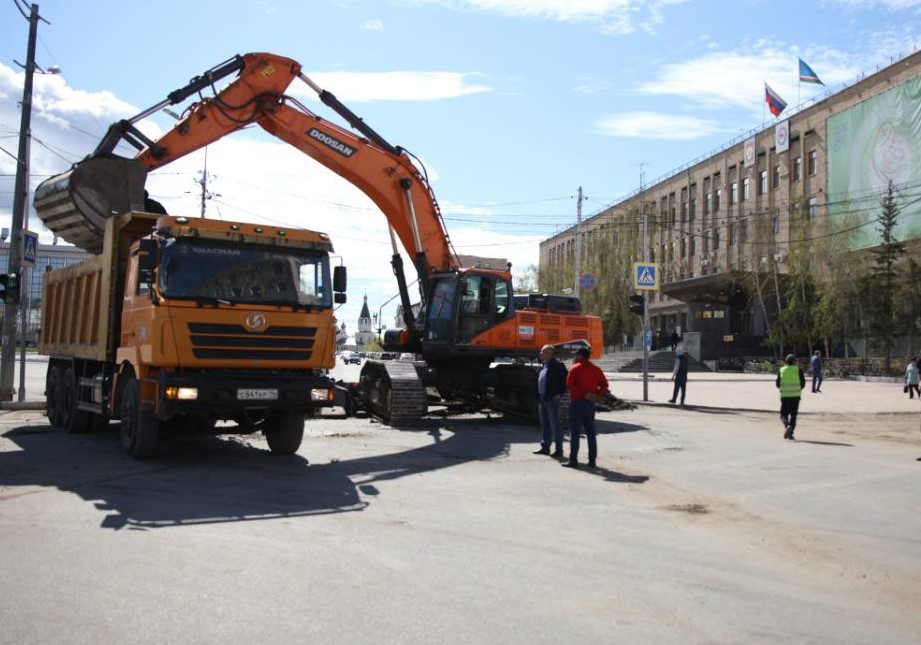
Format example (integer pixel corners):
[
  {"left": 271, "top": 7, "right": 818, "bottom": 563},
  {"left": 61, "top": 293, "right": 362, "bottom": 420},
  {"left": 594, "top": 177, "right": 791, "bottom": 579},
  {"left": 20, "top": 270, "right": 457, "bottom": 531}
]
[{"left": 3, "top": 0, "right": 921, "bottom": 333}]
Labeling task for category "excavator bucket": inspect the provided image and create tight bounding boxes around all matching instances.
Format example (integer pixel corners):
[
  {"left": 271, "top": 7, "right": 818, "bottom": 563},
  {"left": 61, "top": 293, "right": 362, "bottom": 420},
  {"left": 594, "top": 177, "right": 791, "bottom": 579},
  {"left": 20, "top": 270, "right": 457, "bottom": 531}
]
[{"left": 34, "top": 156, "right": 148, "bottom": 254}]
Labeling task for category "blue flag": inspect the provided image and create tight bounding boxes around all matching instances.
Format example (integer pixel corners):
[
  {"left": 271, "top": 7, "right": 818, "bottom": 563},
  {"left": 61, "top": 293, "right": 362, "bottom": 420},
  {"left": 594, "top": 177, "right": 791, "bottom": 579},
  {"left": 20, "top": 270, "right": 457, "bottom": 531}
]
[{"left": 799, "top": 59, "right": 824, "bottom": 85}]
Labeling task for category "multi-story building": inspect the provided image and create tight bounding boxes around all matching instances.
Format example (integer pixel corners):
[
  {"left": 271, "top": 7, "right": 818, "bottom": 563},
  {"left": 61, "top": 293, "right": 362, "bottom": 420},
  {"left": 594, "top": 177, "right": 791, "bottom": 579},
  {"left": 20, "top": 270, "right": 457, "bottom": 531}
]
[{"left": 540, "top": 51, "right": 921, "bottom": 360}]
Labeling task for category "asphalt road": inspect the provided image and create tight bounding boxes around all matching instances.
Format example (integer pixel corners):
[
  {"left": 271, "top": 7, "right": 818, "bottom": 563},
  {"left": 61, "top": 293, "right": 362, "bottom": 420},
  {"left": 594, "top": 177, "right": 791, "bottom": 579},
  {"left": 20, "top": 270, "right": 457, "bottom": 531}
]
[{"left": 1, "top": 375, "right": 919, "bottom": 644}]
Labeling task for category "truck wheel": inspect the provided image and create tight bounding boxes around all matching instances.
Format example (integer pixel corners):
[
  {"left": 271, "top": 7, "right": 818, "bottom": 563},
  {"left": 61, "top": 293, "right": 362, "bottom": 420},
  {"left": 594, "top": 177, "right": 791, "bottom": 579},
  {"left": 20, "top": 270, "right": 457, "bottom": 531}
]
[
  {"left": 263, "top": 413, "right": 304, "bottom": 455},
  {"left": 119, "top": 378, "right": 159, "bottom": 458},
  {"left": 62, "top": 366, "right": 92, "bottom": 433},
  {"left": 45, "top": 365, "right": 64, "bottom": 427}
]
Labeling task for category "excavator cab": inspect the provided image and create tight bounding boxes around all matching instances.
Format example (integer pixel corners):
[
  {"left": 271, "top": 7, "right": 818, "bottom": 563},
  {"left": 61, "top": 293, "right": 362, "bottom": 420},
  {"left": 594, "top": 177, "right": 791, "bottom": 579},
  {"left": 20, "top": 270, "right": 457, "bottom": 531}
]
[{"left": 423, "top": 270, "right": 514, "bottom": 349}]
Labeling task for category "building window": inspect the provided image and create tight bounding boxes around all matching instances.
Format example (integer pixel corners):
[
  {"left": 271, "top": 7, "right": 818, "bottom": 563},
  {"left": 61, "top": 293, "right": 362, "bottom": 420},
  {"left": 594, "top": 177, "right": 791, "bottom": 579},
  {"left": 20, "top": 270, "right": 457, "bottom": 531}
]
[
  {"left": 772, "top": 208, "right": 781, "bottom": 234},
  {"left": 808, "top": 150, "right": 817, "bottom": 176},
  {"left": 773, "top": 165, "right": 780, "bottom": 190},
  {"left": 730, "top": 182, "right": 738, "bottom": 205},
  {"left": 713, "top": 227, "right": 720, "bottom": 249},
  {"left": 703, "top": 231, "right": 710, "bottom": 254},
  {"left": 809, "top": 196, "right": 818, "bottom": 220},
  {"left": 680, "top": 238, "right": 686, "bottom": 259},
  {"left": 729, "top": 223, "right": 736, "bottom": 246},
  {"left": 689, "top": 197, "right": 697, "bottom": 222},
  {"left": 793, "top": 157, "right": 802, "bottom": 181},
  {"left": 742, "top": 177, "right": 750, "bottom": 201},
  {"left": 704, "top": 193, "right": 711, "bottom": 215},
  {"left": 715, "top": 188, "right": 722, "bottom": 212},
  {"left": 740, "top": 219, "right": 749, "bottom": 243},
  {"left": 689, "top": 236, "right": 696, "bottom": 256},
  {"left": 758, "top": 170, "right": 767, "bottom": 195}
]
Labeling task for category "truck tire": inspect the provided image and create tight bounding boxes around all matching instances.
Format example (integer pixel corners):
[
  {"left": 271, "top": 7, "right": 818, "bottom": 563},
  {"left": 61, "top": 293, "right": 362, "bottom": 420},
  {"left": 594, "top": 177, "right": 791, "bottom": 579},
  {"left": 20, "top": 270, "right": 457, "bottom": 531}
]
[
  {"left": 45, "top": 365, "right": 64, "bottom": 428},
  {"left": 263, "top": 413, "right": 304, "bottom": 455},
  {"left": 62, "top": 366, "right": 92, "bottom": 433},
  {"left": 119, "top": 378, "right": 159, "bottom": 459}
]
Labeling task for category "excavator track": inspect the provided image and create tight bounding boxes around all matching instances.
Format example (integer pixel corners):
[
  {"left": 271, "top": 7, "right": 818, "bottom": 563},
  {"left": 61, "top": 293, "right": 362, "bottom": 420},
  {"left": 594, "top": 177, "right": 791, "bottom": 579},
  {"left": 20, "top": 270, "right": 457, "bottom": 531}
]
[
  {"left": 360, "top": 360, "right": 427, "bottom": 425},
  {"left": 484, "top": 363, "right": 540, "bottom": 420}
]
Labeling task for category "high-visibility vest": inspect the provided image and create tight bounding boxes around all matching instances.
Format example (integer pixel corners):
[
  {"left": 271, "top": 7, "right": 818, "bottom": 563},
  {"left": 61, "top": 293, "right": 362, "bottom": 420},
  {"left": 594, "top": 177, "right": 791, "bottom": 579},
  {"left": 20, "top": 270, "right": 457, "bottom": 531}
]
[{"left": 779, "top": 365, "right": 802, "bottom": 398}]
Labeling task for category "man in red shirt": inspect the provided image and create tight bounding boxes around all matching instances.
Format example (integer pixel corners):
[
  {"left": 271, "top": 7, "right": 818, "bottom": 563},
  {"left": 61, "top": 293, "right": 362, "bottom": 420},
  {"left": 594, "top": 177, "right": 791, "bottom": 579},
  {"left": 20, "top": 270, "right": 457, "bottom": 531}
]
[{"left": 564, "top": 346, "right": 609, "bottom": 469}]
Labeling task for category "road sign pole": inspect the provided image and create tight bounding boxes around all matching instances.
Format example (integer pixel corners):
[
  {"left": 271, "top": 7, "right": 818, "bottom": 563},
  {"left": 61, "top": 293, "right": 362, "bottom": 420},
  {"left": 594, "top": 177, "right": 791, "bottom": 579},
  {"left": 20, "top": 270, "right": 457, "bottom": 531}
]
[{"left": 642, "top": 203, "right": 649, "bottom": 402}]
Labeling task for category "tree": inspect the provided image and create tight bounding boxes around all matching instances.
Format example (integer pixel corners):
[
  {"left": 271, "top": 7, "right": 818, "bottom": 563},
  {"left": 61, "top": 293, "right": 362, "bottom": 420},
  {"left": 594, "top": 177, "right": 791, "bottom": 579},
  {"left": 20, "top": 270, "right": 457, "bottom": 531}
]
[
  {"left": 897, "top": 258, "right": 921, "bottom": 355},
  {"left": 513, "top": 264, "right": 539, "bottom": 294},
  {"left": 867, "top": 181, "right": 905, "bottom": 370}
]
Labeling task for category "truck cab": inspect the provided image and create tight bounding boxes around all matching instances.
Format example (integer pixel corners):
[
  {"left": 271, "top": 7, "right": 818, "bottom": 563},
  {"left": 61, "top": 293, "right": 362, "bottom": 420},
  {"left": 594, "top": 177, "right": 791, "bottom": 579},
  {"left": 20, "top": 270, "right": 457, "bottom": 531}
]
[{"left": 41, "top": 213, "right": 347, "bottom": 458}]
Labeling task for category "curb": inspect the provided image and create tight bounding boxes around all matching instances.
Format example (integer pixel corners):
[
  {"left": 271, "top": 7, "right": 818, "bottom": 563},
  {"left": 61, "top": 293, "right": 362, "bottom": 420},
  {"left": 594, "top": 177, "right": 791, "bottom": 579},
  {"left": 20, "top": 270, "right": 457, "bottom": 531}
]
[
  {"left": 627, "top": 400, "right": 919, "bottom": 416},
  {"left": 0, "top": 401, "right": 46, "bottom": 411}
]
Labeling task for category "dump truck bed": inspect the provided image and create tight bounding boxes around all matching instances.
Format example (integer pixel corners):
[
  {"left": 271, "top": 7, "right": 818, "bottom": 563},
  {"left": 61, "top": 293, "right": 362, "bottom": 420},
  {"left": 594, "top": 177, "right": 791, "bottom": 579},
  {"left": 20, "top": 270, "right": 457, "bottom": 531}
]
[{"left": 40, "top": 212, "right": 158, "bottom": 362}]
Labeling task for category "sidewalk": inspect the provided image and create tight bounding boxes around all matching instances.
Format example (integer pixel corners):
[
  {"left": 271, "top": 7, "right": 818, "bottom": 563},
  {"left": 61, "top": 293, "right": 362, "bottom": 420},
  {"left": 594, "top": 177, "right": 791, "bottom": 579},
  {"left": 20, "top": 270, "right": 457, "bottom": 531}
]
[{"left": 608, "top": 371, "right": 921, "bottom": 415}]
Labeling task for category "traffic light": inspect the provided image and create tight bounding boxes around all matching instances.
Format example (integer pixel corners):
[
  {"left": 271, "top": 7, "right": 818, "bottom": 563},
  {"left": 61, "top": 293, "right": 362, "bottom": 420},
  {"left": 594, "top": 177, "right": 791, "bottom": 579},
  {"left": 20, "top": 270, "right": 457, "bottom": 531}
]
[
  {"left": 628, "top": 293, "right": 644, "bottom": 316},
  {"left": 0, "top": 273, "right": 20, "bottom": 305}
]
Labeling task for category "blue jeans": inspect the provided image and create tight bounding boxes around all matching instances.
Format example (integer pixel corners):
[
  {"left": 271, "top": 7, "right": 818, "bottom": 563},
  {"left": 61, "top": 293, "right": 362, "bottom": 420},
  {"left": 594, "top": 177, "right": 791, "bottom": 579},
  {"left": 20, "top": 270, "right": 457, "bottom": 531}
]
[
  {"left": 568, "top": 399, "right": 597, "bottom": 464},
  {"left": 812, "top": 372, "right": 823, "bottom": 392},
  {"left": 539, "top": 399, "right": 563, "bottom": 448}
]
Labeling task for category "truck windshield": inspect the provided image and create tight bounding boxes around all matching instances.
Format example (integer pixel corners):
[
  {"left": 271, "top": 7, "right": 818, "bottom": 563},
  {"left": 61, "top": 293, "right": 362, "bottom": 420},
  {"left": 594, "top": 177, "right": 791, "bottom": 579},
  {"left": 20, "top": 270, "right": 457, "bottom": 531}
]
[{"left": 159, "top": 238, "right": 332, "bottom": 308}]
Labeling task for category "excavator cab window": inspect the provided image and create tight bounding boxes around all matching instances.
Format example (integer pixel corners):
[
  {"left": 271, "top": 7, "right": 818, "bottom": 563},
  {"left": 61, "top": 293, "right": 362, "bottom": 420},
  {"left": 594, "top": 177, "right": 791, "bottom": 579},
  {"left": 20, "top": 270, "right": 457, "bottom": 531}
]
[{"left": 455, "top": 273, "right": 513, "bottom": 343}]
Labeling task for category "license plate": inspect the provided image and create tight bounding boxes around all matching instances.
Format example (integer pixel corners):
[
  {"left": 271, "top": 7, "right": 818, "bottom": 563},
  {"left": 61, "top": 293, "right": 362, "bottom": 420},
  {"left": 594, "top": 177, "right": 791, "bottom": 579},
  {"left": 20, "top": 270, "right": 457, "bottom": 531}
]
[{"left": 236, "top": 388, "right": 278, "bottom": 401}]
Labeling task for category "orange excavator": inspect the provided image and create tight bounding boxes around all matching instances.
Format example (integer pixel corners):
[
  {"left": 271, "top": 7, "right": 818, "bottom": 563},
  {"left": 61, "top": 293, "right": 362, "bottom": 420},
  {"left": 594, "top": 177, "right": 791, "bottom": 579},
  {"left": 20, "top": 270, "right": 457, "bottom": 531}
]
[{"left": 34, "top": 52, "right": 603, "bottom": 423}]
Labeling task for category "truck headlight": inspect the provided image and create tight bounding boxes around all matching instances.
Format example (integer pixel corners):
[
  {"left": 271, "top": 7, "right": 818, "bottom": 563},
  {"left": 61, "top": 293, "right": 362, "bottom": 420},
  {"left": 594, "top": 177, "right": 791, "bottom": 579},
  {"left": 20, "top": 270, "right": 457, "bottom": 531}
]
[
  {"left": 165, "top": 386, "right": 198, "bottom": 400},
  {"left": 310, "top": 388, "right": 333, "bottom": 402}
]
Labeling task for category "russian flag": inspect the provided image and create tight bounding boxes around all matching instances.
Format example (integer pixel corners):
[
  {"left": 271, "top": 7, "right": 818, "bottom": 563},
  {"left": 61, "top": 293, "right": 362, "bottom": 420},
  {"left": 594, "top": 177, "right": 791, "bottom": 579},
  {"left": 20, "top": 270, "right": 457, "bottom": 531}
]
[
  {"left": 799, "top": 58, "right": 824, "bottom": 85},
  {"left": 765, "top": 83, "right": 787, "bottom": 117}
]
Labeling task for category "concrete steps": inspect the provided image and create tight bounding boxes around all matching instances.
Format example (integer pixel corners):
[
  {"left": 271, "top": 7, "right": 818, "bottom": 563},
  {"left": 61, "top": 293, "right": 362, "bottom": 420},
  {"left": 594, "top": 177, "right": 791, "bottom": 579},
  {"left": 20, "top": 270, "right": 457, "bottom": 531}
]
[{"left": 599, "top": 350, "right": 711, "bottom": 373}]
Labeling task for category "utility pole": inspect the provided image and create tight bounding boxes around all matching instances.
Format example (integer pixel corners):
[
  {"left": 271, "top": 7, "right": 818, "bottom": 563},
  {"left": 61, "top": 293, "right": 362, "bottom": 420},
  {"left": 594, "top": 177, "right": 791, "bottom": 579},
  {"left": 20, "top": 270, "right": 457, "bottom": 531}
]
[
  {"left": 1, "top": 3, "right": 45, "bottom": 402},
  {"left": 198, "top": 148, "right": 210, "bottom": 218},
  {"left": 573, "top": 186, "right": 583, "bottom": 297}
]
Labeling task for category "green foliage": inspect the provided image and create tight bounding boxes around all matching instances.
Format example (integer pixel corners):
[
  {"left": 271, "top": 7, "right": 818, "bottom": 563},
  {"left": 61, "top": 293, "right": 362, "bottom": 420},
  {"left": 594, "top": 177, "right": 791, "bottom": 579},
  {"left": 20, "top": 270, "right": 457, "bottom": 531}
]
[{"left": 865, "top": 182, "right": 905, "bottom": 369}]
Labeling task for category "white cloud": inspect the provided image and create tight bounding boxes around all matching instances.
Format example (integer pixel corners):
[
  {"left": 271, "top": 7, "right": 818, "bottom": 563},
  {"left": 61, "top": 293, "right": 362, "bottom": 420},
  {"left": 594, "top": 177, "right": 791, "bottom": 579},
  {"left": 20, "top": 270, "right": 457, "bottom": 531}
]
[
  {"left": 825, "top": 0, "right": 921, "bottom": 9},
  {"left": 296, "top": 70, "right": 492, "bottom": 102},
  {"left": 635, "top": 46, "right": 858, "bottom": 112},
  {"left": 593, "top": 111, "right": 723, "bottom": 140},
  {"left": 400, "top": 0, "right": 686, "bottom": 35},
  {"left": 360, "top": 18, "right": 384, "bottom": 29}
]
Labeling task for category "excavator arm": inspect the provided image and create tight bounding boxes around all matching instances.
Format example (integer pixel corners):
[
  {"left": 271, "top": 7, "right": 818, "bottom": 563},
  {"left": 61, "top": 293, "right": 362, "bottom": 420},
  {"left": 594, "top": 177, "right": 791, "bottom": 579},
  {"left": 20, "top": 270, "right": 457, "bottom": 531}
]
[{"left": 34, "top": 52, "right": 458, "bottom": 290}]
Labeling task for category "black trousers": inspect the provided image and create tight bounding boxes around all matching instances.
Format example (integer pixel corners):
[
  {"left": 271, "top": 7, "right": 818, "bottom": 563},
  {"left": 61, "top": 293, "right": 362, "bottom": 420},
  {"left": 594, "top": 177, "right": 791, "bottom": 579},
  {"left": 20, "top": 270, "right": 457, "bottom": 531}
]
[{"left": 780, "top": 397, "right": 801, "bottom": 432}]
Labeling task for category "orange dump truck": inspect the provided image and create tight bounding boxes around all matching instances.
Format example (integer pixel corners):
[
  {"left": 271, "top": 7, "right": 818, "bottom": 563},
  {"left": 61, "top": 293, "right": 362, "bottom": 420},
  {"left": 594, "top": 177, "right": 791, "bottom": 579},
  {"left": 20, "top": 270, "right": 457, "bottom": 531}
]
[{"left": 40, "top": 211, "right": 345, "bottom": 458}]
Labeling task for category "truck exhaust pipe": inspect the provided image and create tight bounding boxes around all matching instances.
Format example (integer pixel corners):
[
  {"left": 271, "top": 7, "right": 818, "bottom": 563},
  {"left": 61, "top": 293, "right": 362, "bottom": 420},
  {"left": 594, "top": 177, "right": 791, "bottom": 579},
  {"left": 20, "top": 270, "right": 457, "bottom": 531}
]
[{"left": 33, "top": 157, "right": 148, "bottom": 253}]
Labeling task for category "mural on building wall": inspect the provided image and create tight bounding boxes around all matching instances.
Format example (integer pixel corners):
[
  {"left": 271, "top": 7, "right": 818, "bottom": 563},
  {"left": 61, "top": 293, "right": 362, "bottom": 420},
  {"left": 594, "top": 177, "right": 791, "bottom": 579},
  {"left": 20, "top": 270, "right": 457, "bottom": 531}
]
[{"left": 827, "top": 74, "right": 921, "bottom": 248}]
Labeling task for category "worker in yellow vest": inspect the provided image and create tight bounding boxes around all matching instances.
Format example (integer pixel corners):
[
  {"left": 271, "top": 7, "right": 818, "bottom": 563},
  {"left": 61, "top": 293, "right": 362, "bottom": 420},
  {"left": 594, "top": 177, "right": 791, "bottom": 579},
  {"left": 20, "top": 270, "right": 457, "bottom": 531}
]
[{"left": 776, "top": 354, "right": 806, "bottom": 440}]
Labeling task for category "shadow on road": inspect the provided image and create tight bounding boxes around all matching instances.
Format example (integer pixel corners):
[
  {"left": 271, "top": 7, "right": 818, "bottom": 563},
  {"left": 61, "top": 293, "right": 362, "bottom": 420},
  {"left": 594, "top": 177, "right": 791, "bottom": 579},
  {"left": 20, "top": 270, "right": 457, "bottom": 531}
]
[
  {"left": 0, "top": 413, "right": 650, "bottom": 531},
  {"left": 794, "top": 439, "right": 854, "bottom": 447}
]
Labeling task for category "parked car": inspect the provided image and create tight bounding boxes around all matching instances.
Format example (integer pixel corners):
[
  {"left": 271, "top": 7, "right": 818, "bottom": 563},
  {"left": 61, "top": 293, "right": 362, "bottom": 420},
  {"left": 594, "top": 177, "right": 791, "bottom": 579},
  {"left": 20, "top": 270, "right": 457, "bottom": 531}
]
[{"left": 341, "top": 351, "right": 361, "bottom": 365}]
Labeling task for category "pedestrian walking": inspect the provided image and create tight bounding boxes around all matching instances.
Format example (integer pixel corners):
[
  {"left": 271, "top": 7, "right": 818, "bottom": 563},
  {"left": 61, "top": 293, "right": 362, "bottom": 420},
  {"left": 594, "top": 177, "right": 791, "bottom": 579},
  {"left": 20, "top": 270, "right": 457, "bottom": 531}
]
[
  {"left": 810, "top": 350, "right": 824, "bottom": 393},
  {"left": 668, "top": 348, "right": 688, "bottom": 405},
  {"left": 776, "top": 354, "right": 806, "bottom": 440},
  {"left": 670, "top": 331, "right": 680, "bottom": 352},
  {"left": 905, "top": 357, "right": 920, "bottom": 399},
  {"left": 563, "top": 346, "right": 609, "bottom": 470},
  {"left": 534, "top": 344, "right": 568, "bottom": 458}
]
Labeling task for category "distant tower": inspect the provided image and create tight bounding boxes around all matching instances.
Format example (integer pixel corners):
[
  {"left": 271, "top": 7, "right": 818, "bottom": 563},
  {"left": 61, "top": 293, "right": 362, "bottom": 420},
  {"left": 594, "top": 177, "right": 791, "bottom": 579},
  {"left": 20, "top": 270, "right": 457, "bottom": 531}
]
[{"left": 355, "top": 295, "right": 375, "bottom": 348}]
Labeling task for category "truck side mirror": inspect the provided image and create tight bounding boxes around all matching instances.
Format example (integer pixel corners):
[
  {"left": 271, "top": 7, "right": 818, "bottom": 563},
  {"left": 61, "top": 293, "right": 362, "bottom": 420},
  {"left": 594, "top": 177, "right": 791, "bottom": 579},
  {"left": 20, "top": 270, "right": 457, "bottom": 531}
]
[
  {"left": 333, "top": 265, "right": 347, "bottom": 293},
  {"left": 334, "top": 292, "right": 347, "bottom": 304},
  {"left": 137, "top": 238, "right": 157, "bottom": 285}
]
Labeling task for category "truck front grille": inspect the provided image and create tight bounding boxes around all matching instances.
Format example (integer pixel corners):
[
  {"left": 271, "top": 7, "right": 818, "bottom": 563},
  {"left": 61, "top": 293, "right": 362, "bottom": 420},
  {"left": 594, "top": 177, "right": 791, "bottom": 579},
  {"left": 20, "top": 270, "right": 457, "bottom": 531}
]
[{"left": 187, "top": 323, "right": 316, "bottom": 361}]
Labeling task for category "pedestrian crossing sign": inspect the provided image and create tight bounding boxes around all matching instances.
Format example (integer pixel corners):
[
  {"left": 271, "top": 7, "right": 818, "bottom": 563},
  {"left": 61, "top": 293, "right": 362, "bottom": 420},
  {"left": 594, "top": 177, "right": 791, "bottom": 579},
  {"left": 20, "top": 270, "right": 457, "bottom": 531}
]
[
  {"left": 21, "top": 230, "right": 38, "bottom": 267},
  {"left": 633, "top": 262, "right": 658, "bottom": 291}
]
